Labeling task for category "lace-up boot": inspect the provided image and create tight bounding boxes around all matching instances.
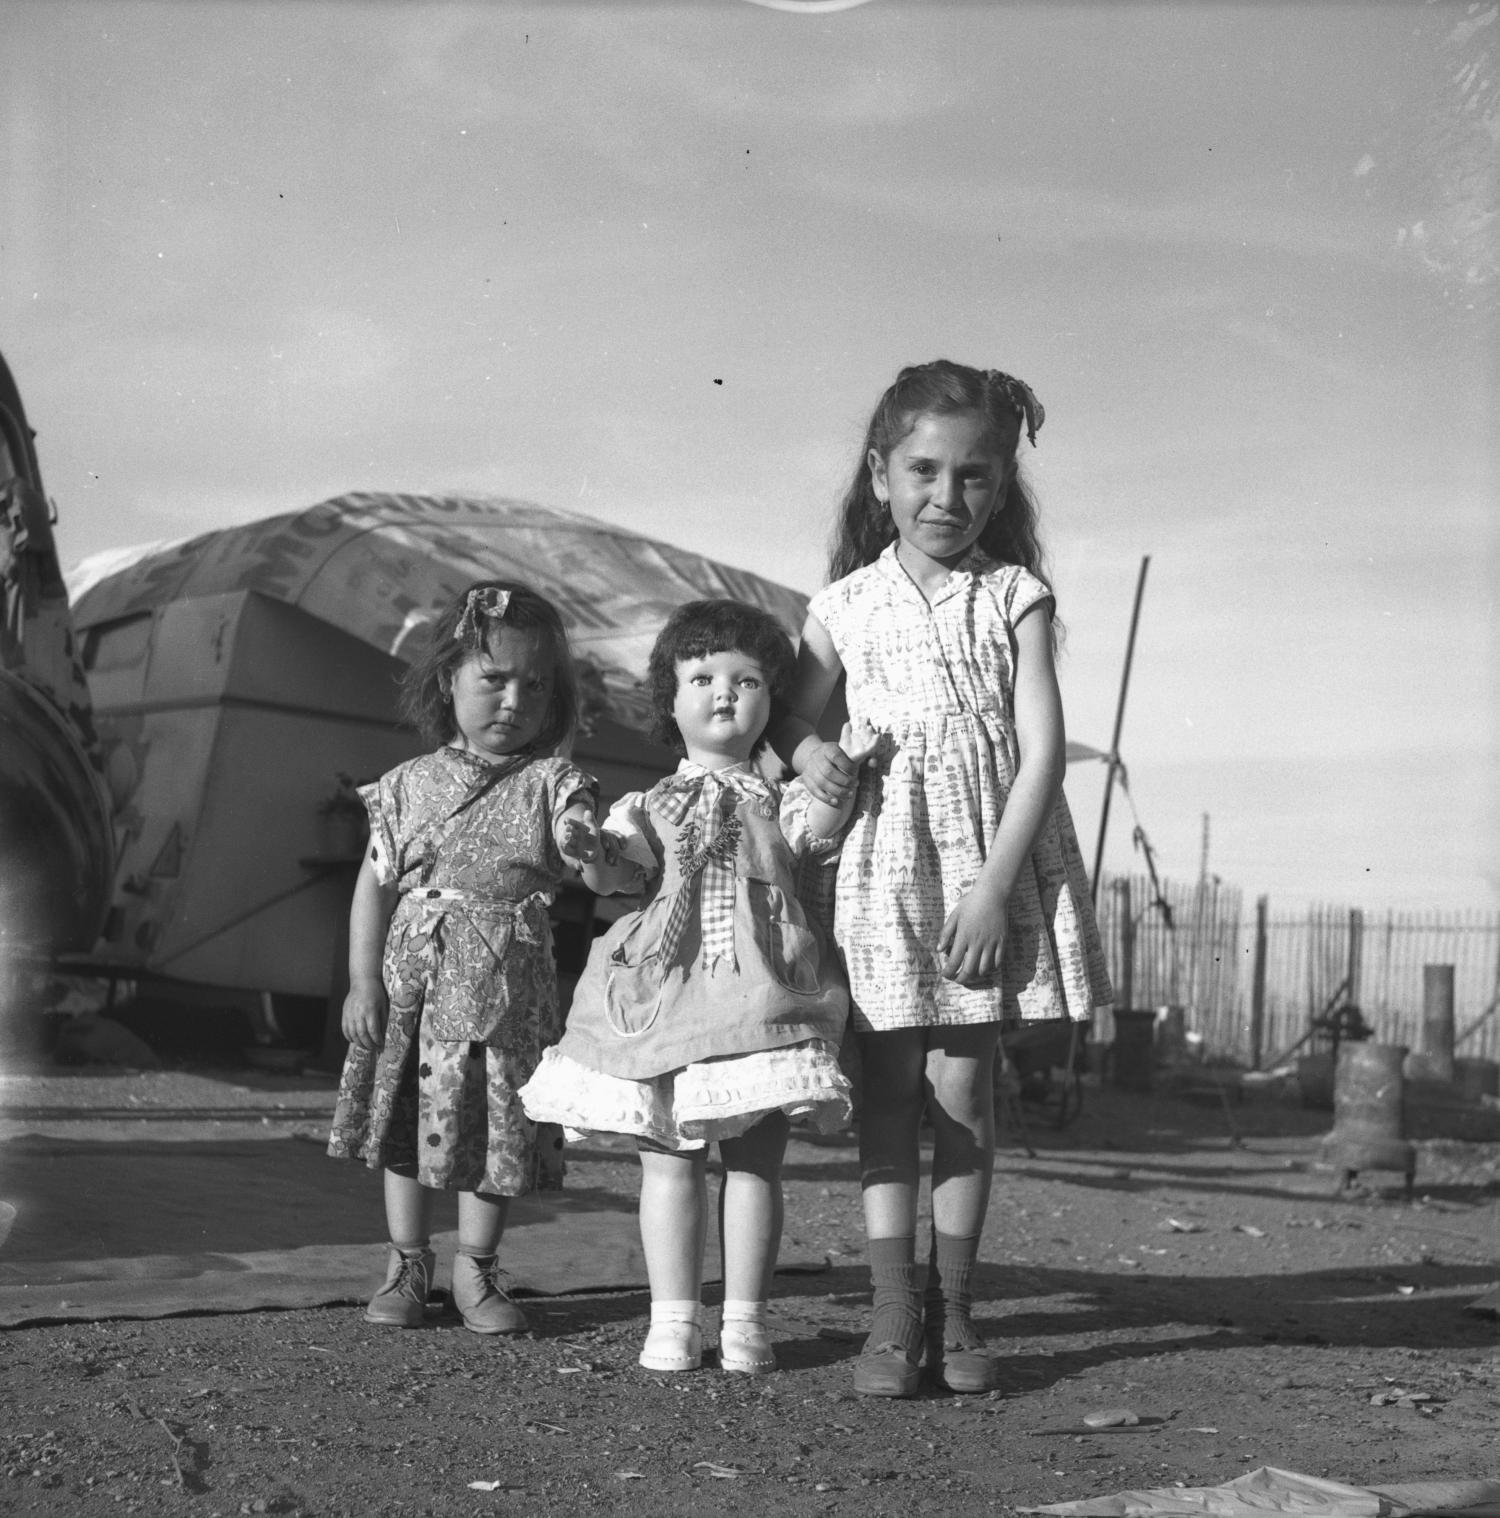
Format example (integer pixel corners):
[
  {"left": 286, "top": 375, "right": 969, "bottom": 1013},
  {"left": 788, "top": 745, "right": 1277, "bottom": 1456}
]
[
  {"left": 365, "top": 1244, "right": 435, "bottom": 1328},
  {"left": 452, "top": 1251, "right": 528, "bottom": 1335}
]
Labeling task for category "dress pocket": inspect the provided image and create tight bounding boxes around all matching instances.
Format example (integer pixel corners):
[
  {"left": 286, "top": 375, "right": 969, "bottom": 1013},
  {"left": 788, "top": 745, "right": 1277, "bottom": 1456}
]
[
  {"left": 745, "top": 877, "right": 823, "bottom": 996},
  {"left": 768, "top": 918, "right": 822, "bottom": 995},
  {"left": 602, "top": 918, "right": 664, "bottom": 1037}
]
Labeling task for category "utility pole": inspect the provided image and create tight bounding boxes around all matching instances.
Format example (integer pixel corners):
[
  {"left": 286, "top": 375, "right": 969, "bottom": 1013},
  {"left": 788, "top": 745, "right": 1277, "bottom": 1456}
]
[
  {"left": 1190, "top": 811, "right": 1210, "bottom": 1015},
  {"left": 1092, "top": 555, "right": 1150, "bottom": 903}
]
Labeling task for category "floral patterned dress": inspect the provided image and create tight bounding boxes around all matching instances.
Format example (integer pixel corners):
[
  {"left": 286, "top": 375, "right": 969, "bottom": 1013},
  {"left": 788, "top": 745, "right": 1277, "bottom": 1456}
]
[
  {"left": 327, "top": 748, "right": 595, "bottom": 1195},
  {"left": 808, "top": 544, "right": 1112, "bottom": 1033}
]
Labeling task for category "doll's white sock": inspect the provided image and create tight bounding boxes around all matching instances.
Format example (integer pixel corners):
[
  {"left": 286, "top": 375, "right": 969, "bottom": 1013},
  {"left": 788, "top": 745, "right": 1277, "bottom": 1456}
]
[{"left": 650, "top": 1299, "right": 703, "bottom": 1326}]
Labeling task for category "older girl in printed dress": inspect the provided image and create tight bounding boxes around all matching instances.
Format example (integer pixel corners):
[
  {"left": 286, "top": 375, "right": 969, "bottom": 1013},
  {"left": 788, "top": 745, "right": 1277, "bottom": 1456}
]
[
  {"left": 328, "top": 581, "right": 596, "bottom": 1335},
  {"left": 778, "top": 360, "right": 1113, "bottom": 1397}
]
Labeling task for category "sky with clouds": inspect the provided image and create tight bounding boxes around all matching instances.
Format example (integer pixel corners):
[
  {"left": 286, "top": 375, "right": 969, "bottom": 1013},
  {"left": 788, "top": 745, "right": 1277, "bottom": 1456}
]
[{"left": 4, "top": 0, "right": 1495, "bottom": 911}]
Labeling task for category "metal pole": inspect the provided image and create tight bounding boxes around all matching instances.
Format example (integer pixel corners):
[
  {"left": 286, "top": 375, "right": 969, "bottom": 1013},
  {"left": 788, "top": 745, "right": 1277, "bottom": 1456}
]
[
  {"left": 1091, "top": 554, "right": 1150, "bottom": 902},
  {"left": 1422, "top": 963, "right": 1456, "bottom": 1081},
  {"left": 1249, "top": 894, "right": 1268, "bottom": 1070},
  {"left": 1114, "top": 875, "right": 1135, "bottom": 1013}
]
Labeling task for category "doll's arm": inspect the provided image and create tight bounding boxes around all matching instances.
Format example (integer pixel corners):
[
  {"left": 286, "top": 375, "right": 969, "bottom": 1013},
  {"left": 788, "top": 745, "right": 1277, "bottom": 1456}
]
[
  {"left": 804, "top": 719, "right": 883, "bottom": 839},
  {"left": 772, "top": 613, "right": 857, "bottom": 807},
  {"left": 938, "top": 606, "right": 1066, "bottom": 985},
  {"left": 342, "top": 854, "right": 399, "bottom": 1050}
]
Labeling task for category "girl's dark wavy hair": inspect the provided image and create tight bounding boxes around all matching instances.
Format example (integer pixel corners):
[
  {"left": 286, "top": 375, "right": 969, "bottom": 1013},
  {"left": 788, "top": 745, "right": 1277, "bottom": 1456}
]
[
  {"left": 646, "top": 599, "right": 796, "bottom": 755},
  {"left": 827, "top": 358, "right": 1061, "bottom": 645},
  {"left": 400, "top": 579, "right": 580, "bottom": 752}
]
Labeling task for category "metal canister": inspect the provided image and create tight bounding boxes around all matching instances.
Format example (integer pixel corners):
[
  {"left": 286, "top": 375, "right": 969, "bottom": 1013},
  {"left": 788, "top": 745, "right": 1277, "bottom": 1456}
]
[{"left": 1320, "top": 1041, "right": 1415, "bottom": 1196}]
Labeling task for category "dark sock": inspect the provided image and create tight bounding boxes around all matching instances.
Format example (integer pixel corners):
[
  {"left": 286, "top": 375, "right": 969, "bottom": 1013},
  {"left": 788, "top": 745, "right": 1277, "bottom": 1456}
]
[
  {"left": 927, "top": 1230, "right": 982, "bottom": 1346},
  {"left": 867, "top": 1235, "right": 922, "bottom": 1353}
]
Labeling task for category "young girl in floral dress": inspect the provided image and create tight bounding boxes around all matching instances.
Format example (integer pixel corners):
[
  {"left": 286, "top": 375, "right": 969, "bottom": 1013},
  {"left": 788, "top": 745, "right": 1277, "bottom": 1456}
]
[{"left": 328, "top": 581, "right": 596, "bottom": 1334}]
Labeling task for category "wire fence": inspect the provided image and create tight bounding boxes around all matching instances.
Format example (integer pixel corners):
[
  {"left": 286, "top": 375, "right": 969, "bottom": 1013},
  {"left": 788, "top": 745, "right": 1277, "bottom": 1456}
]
[{"left": 1093, "top": 874, "right": 1500, "bottom": 1068}]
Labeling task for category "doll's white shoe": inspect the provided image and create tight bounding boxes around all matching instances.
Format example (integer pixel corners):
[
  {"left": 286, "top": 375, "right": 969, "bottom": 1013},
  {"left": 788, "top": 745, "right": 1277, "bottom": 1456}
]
[
  {"left": 719, "top": 1320, "right": 776, "bottom": 1375},
  {"left": 639, "top": 1302, "right": 703, "bottom": 1372}
]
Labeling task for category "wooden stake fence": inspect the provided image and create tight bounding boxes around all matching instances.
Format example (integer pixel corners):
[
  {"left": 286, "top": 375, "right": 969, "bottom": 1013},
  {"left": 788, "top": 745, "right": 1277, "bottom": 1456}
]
[{"left": 1094, "top": 877, "right": 1500, "bottom": 1067}]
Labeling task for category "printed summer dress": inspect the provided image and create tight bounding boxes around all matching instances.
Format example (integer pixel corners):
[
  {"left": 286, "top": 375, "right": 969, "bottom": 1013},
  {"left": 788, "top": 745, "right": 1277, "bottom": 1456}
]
[
  {"left": 519, "top": 761, "right": 853, "bottom": 1151},
  {"left": 327, "top": 748, "right": 595, "bottom": 1194},
  {"left": 808, "top": 544, "right": 1112, "bottom": 1032}
]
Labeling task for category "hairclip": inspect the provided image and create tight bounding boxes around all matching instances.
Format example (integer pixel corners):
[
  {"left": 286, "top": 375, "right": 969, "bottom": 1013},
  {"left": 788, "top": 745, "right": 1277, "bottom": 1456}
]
[
  {"left": 986, "top": 370, "right": 1045, "bottom": 447},
  {"left": 454, "top": 586, "right": 511, "bottom": 645}
]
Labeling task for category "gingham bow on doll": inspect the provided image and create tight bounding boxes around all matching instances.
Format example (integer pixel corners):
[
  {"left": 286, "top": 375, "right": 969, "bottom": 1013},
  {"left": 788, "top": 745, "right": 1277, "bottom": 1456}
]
[{"left": 650, "top": 764, "right": 776, "bottom": 971}]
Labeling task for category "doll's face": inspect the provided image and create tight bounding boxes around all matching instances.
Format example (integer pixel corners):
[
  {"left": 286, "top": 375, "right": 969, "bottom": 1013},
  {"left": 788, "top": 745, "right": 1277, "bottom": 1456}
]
[{"left": 672, "top": 648, "right": 771, "bottom": 768}]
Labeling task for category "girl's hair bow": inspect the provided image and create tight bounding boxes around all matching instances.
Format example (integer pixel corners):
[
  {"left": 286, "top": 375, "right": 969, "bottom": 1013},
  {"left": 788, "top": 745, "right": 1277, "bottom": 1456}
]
[
  {"left": 454, "top": 586, "right": 512, "bottom": 646},
  {"left": 985, "top": 370, "right": 1045, "bottom": 447}
]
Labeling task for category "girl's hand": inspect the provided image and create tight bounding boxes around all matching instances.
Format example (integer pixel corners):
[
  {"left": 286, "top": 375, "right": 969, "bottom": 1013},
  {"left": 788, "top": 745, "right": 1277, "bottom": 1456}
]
[
  {"left": 839, "top": 719, "right": 885, "bottom": 771},
  {"left": 803, "top": 739, "right": 859, "bottom": 807},
  {"left": 556, "top": 807, "right": 601, "bottom": 867},
  {"left": 342, "top": 981, "right": 388, "bottom": 1052},
  {"left": 937, "top": 880, "right": 1009, "bottom": 986}
]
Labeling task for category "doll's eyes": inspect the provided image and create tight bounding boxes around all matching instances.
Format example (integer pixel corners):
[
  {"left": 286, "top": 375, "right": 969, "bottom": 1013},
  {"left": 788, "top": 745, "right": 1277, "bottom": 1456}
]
[
  {"left": 683, "top": 666, "right": 764, "bottom": 691},
  {"left": 688, "top": 674, "right": 760, "bottom": 688}
]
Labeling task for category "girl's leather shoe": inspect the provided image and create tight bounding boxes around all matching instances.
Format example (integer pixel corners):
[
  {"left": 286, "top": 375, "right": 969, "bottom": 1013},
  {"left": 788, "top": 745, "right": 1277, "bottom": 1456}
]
[
  {"left": 853, "top": 1340, "right": 921, "bottom": 1398},
  {"left": 925, "top": 1331, "right": 997, "bottom": 1393},
  {"left": 365, "top": 1246, "right": 435, "bottom": 1328},
  {"left": 451, "top": 1252, "right": 528, "bottom": 1335}
]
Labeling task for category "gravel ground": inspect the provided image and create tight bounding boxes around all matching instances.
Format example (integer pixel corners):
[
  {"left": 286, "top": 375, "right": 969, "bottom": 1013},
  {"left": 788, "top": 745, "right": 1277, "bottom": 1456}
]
[{"left": 2, "top": 1062, "right": 1498, "bottom": 1517}]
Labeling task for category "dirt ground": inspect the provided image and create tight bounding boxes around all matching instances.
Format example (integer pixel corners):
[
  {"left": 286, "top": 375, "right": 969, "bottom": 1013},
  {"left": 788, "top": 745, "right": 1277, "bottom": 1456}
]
[{"left": 2, "top": 1060, "right": 1499, "bottom": 1518}]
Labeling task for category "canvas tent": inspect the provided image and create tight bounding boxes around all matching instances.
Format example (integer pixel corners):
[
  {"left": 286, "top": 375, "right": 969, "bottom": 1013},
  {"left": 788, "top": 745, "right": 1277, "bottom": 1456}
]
[{"left": 63, "top": 493, "right": 809, "bottom": 1001}]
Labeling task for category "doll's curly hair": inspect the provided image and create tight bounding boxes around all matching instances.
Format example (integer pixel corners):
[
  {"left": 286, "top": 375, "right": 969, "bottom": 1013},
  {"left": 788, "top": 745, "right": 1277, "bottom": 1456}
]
[{"left": 646, "top": 599, "right": 796, "bottom": 755}]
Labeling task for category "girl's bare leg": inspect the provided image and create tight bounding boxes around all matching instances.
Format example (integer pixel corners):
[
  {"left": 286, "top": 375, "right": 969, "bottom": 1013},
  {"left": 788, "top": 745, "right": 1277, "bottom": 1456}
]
[
  {"left": 456, "top": 1191, "right": 509, "bottom": 1255},
  {"left": 857, "top": 1028, "right": 927, "bottom": 1238},
  {"left": 367, "top": 1168, "right": 436, "bottom": 1327},
  {"left": 451, "top": 1190, "right": 525, "bottom": 1335},
  {"left": 382, "top": 1167, "right": 435, "bottom": 1248},
  {"left": 924, "top": 1023, "right": 1000, "bottom": 1238}
]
